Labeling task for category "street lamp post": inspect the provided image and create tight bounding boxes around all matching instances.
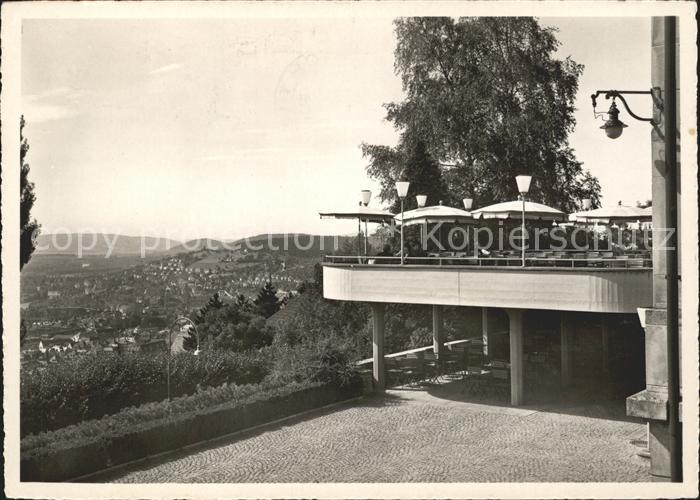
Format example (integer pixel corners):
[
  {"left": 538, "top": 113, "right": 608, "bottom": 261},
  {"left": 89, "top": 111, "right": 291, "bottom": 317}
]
[
  {"left": 463, "top": 198, "right": 474, "bottom": 256},
  {"left": 357, "top": 201, "right": 363, "bottom": 257},
  {"left": 515, "top": 175, "right": 532, "bottom": 267},
  {"left": 361, "top": 190, "right": 372, "bottom": 256},
  {"left": 395, "top": 181, "right": 410, "bottom": 264},
  {"left": 582, "top": 198, "right": 592, "bottom": 249},
  {"left": 416, "top": 195, "right": 427, "bottom": 248}
]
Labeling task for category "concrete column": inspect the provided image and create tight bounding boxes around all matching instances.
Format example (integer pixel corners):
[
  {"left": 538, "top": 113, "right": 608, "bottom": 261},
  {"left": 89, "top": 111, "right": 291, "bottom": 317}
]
[
  {"left": 432, "top": 304, "right": 444, "bottom": 358},
  {"left": 506, "top": 308, "right": 524, "bottom": 406},
  {"left": 601, "top": 314, "right": 610, "bottom": 374},
  {"left": 371, "top": 302, "right": 386, "bottom": 393},
  {"left": 482, "top": 307, "right": 490, "bottom": 357},
  {"left": 560, "top": 311, "right": 572, "bottom": 388},
  {"left": 649, "top": 420, "right": 672, "bottom": 480}
]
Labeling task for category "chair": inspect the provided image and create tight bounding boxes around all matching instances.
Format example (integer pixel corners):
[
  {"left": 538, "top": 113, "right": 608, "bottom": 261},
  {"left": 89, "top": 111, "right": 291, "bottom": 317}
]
[
  {"left": 612, "top": 255, "right": 630, "bottom": 268},
  {"left": 466, "top": 341, "right": 485, "bottom": 373},
  {"left": 423, "top": 351, "right": 442, "bottom": 383},
  {"left": 533, "top": 251, "right": 553, "bottom": 267},
  {"left": 385, "top": 357, "right": 405, "bottom": 387},
  {"left": 444, "top": 343, "right": 468, "bottom": 378},
  {"left": 585, "top": 251, "right": 603, "bottom": 268},
  {"left": 403, "top": 353, "right": 425, "bottom": 386},
  {"left": 571, "top": 252, "right": 586, "bottom": 267}
]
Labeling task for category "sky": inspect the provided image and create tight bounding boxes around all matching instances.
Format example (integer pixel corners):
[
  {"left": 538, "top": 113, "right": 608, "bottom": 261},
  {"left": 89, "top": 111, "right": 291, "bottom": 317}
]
[{"left": 22, "top": 16, "right": 652, "bottom": 241}]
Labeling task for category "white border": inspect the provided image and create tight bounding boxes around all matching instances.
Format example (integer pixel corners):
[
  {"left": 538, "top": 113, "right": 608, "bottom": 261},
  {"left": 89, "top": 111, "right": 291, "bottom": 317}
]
[{"left": 2, "top": 1, "right": 698, "bottom": 498}]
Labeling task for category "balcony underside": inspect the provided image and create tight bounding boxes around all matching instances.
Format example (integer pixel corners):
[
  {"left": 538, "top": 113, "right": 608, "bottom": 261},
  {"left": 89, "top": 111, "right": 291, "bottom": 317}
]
[{"left": 323, "top": 264, "right": 652, "bottom": 313}]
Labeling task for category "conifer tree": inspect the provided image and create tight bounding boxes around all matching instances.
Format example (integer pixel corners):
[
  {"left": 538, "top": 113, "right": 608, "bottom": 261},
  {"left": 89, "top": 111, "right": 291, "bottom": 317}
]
[
  {"left": 20, "top": 115, "right": 40, "bottom": 270},
  {"left": 254, "top": 281, "right": 281, "bottom": 319}
]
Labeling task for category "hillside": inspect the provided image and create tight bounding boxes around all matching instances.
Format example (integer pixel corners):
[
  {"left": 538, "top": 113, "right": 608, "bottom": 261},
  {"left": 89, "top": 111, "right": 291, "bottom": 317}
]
[
  {"left": 35, "top": 233, "right": 181, "bottom": 256},
  {"left": 33, "top": 232, "right": 358, "bottom": 259}
]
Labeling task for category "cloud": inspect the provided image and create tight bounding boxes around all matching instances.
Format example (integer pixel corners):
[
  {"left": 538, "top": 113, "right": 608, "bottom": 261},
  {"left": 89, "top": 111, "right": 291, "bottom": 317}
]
[
  {"left": 149, "top": 63, "right": 183, "bottom": 75},
  {"left": 195, "top": 148, "right": 288, "bottom": 162},
  {"left": 22, "top": 103, "right": 76, "bottom": 123},
  {"left": 22, "top": 87, "right": 82, "bottom": 123}
]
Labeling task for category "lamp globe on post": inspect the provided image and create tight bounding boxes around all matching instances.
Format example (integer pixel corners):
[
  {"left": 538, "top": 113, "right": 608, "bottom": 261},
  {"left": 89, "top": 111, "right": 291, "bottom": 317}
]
[
  {"left": 396, "top": 181, "right": 410, "bottom": 264},
  {"left": 462, "top": 198, "right": 474, "bottom": 211},
  {"left": 515, "top": 175, "right": 532, "bottom": 267},
  {"left": 361, "top": 189, "right": 372, "bottom": 207},
  {"left": 360, "top": 190, "right": 372, "bottom": 256}
]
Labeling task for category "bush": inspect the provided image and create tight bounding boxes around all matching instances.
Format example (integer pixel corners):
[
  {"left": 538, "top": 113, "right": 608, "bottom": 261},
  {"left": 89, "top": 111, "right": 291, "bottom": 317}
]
[
  {"left": 21, "top": 378, "right": 364, "bottom": 481},
  {"left": 21, "top": 377, "right": 361, "bottom": 461},
  {"left": 20, "top": 349, "right": 271, "bottom": 437},
  {"left": 266, "top": 333, "right": 360, "bottom": 388},
  {"left": 21, "top": 379, "right": 266, "bottom": 456}
]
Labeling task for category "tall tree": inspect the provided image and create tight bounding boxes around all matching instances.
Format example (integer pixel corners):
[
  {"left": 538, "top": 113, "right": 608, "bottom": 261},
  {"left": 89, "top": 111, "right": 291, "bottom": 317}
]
[
  {"left": 363, "top": 135, "right": 450, "bottom": 212},
  {"left": 362, "top": 17, "right": 601, "bottom": 213},
  {"left": 20, "top": 115, "right": 40, "bottom": 270},
  {"left": 254, "top": 281, "right": 282, "bottom": 319}
]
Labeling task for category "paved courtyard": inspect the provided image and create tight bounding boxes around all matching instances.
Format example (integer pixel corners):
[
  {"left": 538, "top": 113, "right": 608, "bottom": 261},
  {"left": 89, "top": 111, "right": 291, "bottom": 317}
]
[{"left": 100, "top": 381, "right": 649, "bottom": 483}]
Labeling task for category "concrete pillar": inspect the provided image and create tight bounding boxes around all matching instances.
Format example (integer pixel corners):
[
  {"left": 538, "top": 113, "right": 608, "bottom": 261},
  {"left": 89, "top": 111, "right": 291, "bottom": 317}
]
[
  {"left": 649, "top": 419, "right": 677, "bottom": 481},
  {"left": 482, "top": 307, "right": 490, "bottom": 357},
  {"left": 432, "top": 304, "right": 444, "bottom": 358},
  {"left": 560, "top": 311, "right": 572, "bottom": 388},
  {"left": 371, "top": 302, "right": 386, "bottom": 393},
  {"left": 506, "top": 308, "right": 524, "bottom": 406},
  {"left": 601, "top": 314, "right": 610, "bottom": 374},
  {"left": 650, "top": 17, "right": 681, "bottom": 309}
]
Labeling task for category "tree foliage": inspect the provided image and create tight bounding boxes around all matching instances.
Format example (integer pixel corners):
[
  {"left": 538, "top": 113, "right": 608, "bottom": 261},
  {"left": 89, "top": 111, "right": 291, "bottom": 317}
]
[
  {"left": 21, "top": 115, "right": 40, "bottom": 270},
  {"left": 254, "top": 281, "right": 282, "bottom": 319},
  {"left": 185, "top": 292, "right": 273, "bottom": 352},
  {"left": 20, "top": 350, "right": 271, "bottom": 436},
  {"left": 362, "top": 17, "right": 601, "bottom": 213}
]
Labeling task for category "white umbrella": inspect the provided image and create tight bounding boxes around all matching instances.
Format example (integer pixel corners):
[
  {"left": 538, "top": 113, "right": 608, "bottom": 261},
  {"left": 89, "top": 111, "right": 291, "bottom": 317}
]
[
  {"left": 319, "top": 205, "right": 395, "bottom": 255},
  {"left": 394, "top": 204, "right": 476, "bottom": 226},
  {"left": 319, "top": 205, "right": 395, "bottom": 224},
  {"left": 394, "top": 204, "right": 476, "bottom": 253},
  {"left": 568, "top": 201, "right": 652, "bottom": 224},
  {"left": 471, "top": 200, "right": 566, "bottom": 221}
]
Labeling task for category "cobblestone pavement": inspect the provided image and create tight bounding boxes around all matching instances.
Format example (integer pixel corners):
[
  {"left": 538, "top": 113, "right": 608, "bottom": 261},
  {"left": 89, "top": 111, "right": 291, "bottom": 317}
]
[{"left": 102, "top": 382, "right": 649, "bottom": 483}]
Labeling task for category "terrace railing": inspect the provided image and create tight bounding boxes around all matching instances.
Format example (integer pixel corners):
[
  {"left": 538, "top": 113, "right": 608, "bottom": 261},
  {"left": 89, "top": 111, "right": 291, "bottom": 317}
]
[{"left": 324, "top": 251, "right": 652, "bottom": 269}]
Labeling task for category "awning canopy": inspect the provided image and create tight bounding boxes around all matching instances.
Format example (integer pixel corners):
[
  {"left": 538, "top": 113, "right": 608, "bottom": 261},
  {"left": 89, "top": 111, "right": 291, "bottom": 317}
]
[
  {"left": 569, "top": 202, "right": 652, "bottom": 224},
  {"left": 319, "top": 206, "right": 395, "bottom": 224},
  {"left": 471, "top": 200, "right": 566, "bottom": 221},
  {"left": 394, "top": 205, "right": 476, "bottom": 226}
]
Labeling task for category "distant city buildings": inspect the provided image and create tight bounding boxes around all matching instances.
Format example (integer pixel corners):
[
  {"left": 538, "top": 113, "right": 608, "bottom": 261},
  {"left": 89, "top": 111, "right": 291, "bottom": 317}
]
[{"left": 20, "top": 248, "right": 311, "bottom": 371}]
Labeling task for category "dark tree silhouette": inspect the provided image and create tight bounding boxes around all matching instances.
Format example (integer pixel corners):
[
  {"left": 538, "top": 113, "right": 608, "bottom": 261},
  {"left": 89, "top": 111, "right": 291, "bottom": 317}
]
[
  {"left": 20, "top": 115, "right": 40, "bottom": 270},
  {"left": 254, "top": 281, "right": 282, "bottom": 319}
]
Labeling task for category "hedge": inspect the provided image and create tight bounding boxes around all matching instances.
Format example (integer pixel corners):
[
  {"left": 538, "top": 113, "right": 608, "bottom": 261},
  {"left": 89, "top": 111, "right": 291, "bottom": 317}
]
[
  {"left": 21, "top": 349, "right": 271, "bottom": 436},
  {"left": 21, "top": 377, "right": 363, "bottom": 482}
]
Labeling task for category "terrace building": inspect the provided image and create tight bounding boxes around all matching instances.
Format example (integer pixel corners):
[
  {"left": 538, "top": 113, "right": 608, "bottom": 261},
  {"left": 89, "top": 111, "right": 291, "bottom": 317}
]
[{"left": 322, "top": 17, "right": 683, "bottom": 482}]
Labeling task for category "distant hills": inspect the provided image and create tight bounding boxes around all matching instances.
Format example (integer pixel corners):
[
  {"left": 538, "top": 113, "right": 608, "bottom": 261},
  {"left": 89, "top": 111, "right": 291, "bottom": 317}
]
[
  {"left": 35, "top": 234, "right": 181, "bottom": 256},
  {"left": 34, "top": 233, "right": 355, "bottom": 257}
]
